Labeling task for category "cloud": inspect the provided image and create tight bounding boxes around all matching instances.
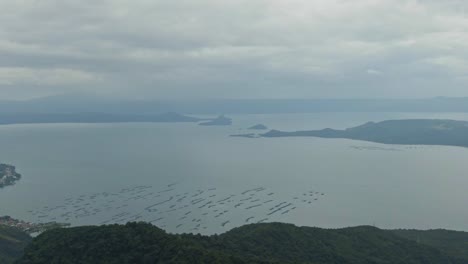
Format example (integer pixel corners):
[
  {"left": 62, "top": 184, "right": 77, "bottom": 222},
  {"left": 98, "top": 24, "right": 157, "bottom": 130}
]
[
  {"left": 1, "top": 0, "right": 468, "bottom": 99},
  {"left": 0, "top": 67, "right": 100, "bottom": 86}
]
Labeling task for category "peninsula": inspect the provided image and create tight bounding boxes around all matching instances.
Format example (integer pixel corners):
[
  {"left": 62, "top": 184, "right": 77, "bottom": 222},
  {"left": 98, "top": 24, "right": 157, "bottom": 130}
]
[
  {"left": 261, "top": 119, "right": 468, "bottom": 147},
  {"left": 0, "top": 164, "right": 21, "bottom": 188}
]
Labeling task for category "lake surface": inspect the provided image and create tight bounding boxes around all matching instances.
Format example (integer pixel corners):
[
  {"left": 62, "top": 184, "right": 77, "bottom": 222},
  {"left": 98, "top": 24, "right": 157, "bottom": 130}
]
[{"left": 1, "top": 112, "right": 468, "bottom": 234}]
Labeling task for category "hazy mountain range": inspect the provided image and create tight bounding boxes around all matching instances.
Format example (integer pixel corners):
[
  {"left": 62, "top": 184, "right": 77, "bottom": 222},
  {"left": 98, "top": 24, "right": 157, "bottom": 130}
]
[{"left": 2, "top": 95, "right": 468, "bottom": 115}]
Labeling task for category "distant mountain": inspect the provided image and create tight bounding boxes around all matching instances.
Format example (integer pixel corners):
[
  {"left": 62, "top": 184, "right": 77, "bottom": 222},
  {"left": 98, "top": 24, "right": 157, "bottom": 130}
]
[
  {"left": 17, "top": 222, "right": 468, "bottom": 264},
  {"left": 3, "top": 96, "right": 468, "bottom": 114},
  {"left": 199, "top": 115, "right": 232, "bottom": 126},
  {"left": 0, "top": 112, "right": 204, "bottom": 125},
  {"left": 262, "top": 119, "right": 468, "bottom": 147},
  {"left": 0, "top": 226, "right": 31, "bottom": 264}
]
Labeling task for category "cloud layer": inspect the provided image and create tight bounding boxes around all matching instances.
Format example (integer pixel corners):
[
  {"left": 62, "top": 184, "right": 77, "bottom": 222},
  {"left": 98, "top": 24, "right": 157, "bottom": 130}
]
[{"left": 1, "top": 0, "right": 468, "bottom": 99}]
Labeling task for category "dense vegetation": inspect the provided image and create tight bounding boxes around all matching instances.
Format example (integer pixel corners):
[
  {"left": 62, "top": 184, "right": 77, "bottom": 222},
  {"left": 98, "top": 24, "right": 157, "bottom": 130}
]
[
  {"left": 17, "top": 223, "right": 254, "bottom": 264},
  {"left": 0, "top": 226, "right": 32, "bottom": 264},
  {"left": 262, "top": 119, "right": 468, "bottom": 147},
  {"left": 17, "top": 222, "right": 468, "bottom": 264}
]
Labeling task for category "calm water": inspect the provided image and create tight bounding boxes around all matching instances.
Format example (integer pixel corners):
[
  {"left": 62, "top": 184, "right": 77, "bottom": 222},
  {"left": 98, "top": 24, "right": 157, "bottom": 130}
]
[{"left": 1, "top": 112, "right": 468, "bottom": 234}]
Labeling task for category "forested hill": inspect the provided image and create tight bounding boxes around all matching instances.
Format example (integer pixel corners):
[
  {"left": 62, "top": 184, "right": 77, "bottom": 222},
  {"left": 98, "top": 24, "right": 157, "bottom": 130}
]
[
  {"left": 17, "top": 222, "right": 468, "bottom": 264},
  {"left": 262, "top": 119, "right": 468, "bottom": 147},
  {"left": 0, "top": 226, "right": 31, "bottom": 264}
]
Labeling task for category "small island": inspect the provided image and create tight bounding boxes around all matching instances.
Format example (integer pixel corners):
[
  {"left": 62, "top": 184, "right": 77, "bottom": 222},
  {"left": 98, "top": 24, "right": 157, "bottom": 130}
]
[
  {"left": 248, "top": 124, "right": 268, "bottom": 130},
  {"left": 261, "top": 119, "right": 468, "bottom": 147},
  {"left": 0, "top": 164, "right": 21, "bottom": 188},
  {"left": 199, "top": 115, "right": 232, "bottom": 126}
]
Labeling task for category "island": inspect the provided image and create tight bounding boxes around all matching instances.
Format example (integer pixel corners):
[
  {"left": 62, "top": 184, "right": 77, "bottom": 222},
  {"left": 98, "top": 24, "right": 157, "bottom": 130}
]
[
  {"left": 199, "top": 115, "right": 232, "bottom": 126},
  {"left": 248, "top": 124, "right": 268, "bottom": 130},
  {"left": 261, "top": 119, "right": 468, "bottom": 147},
  {"left": 0, "top": 164, "right": 21, "bottom": 188}
]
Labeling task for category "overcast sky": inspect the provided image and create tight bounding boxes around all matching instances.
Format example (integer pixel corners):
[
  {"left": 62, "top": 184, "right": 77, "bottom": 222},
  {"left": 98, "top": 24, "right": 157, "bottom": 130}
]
[{"left": 1, "top": 0, "right": 468, "bottom": 100}]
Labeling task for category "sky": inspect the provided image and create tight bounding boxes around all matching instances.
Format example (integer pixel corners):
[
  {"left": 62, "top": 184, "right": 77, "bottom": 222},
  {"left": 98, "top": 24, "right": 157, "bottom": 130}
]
[{"left": 1, "top": 0, "right": 468, "bottom": 100}]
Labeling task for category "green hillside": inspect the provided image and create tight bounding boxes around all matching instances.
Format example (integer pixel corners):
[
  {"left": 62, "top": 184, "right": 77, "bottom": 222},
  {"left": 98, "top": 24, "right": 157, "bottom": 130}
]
[{"left": 16, "top": 222, "right": 468, "bottom": 264}]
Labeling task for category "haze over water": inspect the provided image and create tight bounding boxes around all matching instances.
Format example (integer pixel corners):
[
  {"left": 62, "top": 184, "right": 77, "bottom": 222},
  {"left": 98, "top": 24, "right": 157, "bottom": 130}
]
[{"left": 1, "top": 112, "right": 468, "bottom": 234}]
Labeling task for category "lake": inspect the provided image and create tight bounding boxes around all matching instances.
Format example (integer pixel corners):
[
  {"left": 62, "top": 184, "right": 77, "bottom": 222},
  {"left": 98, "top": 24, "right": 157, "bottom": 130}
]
[{"left": 1, "top": 112, "right": 468, "bottom": 234}]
